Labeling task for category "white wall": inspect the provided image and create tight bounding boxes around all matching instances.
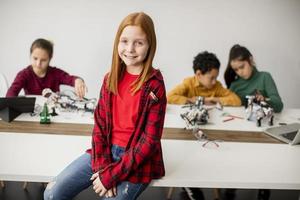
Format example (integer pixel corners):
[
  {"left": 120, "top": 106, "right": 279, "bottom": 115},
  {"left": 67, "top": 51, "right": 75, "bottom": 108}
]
[{"left": 1, "top": 0, "right": 299, "bottom": 107}]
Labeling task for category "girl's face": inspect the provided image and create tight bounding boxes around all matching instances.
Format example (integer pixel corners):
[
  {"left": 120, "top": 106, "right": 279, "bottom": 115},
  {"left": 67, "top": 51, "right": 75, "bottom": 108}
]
[
  {"left": 30, "top": 48, "right": 50, "bottom": 74},
  {"left": 230, "top": 59, "right": 253, "bottom": 80},
  {"left": 196, "top": 68, "right": 219, "bottom": 89},
  {"left": 118, "top": 25, "right": 149, "bottom": 74}
]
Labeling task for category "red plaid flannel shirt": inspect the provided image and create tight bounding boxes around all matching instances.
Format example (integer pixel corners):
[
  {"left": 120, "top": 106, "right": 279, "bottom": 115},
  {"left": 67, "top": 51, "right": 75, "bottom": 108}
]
[{"left": 90, "top": 69, "right": 166, "bottom": 189}]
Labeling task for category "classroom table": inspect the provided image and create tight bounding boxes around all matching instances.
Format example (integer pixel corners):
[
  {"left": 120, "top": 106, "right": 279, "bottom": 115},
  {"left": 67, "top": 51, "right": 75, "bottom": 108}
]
[{"left": 1, "top": 98, "right": 300, "bottom": 192}]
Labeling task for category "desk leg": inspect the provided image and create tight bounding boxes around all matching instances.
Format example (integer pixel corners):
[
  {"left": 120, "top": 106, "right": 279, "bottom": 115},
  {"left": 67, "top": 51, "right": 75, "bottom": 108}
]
[
  {"left": 0, "top": 181, "right": 4, "bottom": 188},
  {"left": 167, "top": 187, "right": 174, "bottom": 199},
  {"left": 213, "top": 188, "right": 220, "bottom": 200},
  {"left": 23, "top": 182, "right": 28, "bottom": 190}
]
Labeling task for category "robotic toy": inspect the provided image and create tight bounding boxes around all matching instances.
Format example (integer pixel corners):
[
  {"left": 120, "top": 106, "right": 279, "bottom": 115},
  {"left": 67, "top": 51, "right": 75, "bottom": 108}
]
[
  {"left": 41, "top": 88, "right": 97, "bottom": 115},
  {"left": 245, "top": 95, "right": 274, "bottom": 127},
  {"left": 180, "top": 96, "right": 209, "bottom": 129}
]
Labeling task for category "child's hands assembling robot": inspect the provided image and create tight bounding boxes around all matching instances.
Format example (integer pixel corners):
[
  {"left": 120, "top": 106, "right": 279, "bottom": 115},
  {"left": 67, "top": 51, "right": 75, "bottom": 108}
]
[{"left": 74, "top": 78, "right": 87, "bottom": 99}]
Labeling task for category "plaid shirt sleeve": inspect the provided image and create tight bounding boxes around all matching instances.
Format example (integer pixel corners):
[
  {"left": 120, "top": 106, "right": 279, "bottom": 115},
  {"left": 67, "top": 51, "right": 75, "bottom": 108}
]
[
  {"left": 99, "top": 80, "right": 167, "bottom": 189},
  {"left": 91, "top": 76, "right": 112, "bottom": 172}
]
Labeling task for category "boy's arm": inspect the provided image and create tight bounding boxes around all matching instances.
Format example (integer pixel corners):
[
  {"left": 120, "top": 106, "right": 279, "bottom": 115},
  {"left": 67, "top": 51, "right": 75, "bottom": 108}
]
[
  {"left": 215, "top": 82, "right": 241, "bottom": 106},
  {"left": 167, "top": 79, "right": 190, "bottom": 104}
]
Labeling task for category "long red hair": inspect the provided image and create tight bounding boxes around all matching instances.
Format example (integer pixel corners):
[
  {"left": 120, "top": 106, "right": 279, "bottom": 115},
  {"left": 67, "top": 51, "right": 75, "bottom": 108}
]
[{"left": 107, "top": 12, "right": 157, "bottom": 94}]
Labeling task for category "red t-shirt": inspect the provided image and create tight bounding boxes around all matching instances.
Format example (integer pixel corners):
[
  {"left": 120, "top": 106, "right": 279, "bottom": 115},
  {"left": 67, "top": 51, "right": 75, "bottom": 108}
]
[{"left": 111, "top": 71, "right": 141, "bottom": 147}]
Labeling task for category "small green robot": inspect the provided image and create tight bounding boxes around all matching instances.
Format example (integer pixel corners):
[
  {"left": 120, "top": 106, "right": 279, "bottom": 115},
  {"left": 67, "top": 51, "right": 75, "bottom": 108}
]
[{"left": 40, "top": 103, "right": 51, "bottom": 124}]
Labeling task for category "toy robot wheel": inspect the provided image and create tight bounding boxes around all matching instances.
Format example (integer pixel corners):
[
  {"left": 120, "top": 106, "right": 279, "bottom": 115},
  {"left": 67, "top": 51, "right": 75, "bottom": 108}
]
[
  {"left": 268, "top": 116, "right": 274, "bottom": 126},
  {"left": 256, "top": 118, "right": 262, "bottom": 127}
]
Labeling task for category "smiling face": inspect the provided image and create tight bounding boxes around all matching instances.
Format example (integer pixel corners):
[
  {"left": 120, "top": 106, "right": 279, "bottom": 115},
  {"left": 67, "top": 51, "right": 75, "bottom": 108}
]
[
  {"left": 230, "top": 59, "right": 253, "bottom": 80},
  {"left": 196, "top": 68, "right": 219, "bottom": 89},
  {"left": 118, "top": 25, "right": 149, "bottom": 74},
  {"left": 30, "top": 47, "right": 50, "bottom": 77}
]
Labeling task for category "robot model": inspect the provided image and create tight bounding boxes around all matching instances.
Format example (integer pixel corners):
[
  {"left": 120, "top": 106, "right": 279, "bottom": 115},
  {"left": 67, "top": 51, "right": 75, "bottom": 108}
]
[
  {"left": 41, "top": 88, "right": 97, "bottom": 115},
  {"left": 180, "top": 96, "right": 209, "bottom": 129},
  {"left": 245, "top": 95, "right": 274, "bottom": 127}
]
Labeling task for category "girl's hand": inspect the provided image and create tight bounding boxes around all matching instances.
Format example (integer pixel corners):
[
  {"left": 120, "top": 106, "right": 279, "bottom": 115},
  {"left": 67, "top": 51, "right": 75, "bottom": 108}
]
[
  {"left": 105, "top": 186, "right": 117, "bottom": 198},
  {"left": 74, "top": 78, "right": 87, "bottom": 99},
  {"left": 255, "top": 94, "right": 265, "bottom": 102},
  {"left": 90, "top": 172, "right": 108, "bottom": 197}
]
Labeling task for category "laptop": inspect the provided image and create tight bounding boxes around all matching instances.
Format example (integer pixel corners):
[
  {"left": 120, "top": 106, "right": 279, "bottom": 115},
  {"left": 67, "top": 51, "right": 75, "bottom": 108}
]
[
  {"left": 0, "top": 97, "right": 36, "bottom": 122},
  {"left": 264, "top": 123, "right": 300, "bottom": 145}
]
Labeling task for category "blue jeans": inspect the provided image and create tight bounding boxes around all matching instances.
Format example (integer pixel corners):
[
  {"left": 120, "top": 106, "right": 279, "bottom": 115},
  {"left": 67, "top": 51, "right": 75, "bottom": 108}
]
[{"left": 44, "top": 145, "right": 148, "bottom": 200}]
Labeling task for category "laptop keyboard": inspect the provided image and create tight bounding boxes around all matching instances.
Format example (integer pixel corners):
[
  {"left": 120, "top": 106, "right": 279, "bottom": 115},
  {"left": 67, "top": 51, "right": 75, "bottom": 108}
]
[{"left": 281, "top": 131, "right": 298, "bottom": 141}]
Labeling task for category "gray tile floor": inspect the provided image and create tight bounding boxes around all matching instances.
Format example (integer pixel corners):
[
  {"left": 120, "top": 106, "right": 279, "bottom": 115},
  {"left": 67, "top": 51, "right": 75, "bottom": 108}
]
[{"left": 0, "top": 181, "right": 299, "bottom": 200}]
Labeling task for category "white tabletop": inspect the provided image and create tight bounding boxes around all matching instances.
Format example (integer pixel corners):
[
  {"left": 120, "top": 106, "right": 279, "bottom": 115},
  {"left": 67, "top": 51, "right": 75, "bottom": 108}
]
[
  {"left": 14, "top": 95, "right": 95, "bottom": 124},
  {"left": 157, "top": 139, "right": 300, "bottom": 189},
  {"left": 1, "top": 132, "right": 300, "bottom": 189},
  {"left": 0, "top": 132, "right": 89, "bottom": 182},
  {"left": 1, "top": 96, "right": 300, "bottom": 190},
  {"left": 11, "top": 96, "right": 300, "bottom": 133},
  {"left": 165, "top": 104, "right": 300, "bottom": 131}
]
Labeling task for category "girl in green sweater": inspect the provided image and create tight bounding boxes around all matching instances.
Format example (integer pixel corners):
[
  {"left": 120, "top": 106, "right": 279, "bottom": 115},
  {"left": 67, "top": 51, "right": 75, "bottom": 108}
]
[{"left": 224, "top": 44, "right": 283, "bottom": 113}]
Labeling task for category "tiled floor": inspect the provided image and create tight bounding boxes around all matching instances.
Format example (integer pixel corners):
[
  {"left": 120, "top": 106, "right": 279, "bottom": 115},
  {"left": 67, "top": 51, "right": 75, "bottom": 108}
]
[{"left": 0, "top": 181, "right": 299, "bottom": 200}]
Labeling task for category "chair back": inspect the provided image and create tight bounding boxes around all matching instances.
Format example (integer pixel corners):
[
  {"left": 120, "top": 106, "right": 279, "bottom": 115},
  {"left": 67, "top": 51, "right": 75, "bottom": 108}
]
[{"left": 0, "top": 73, "right": 8, "bottom": 97}]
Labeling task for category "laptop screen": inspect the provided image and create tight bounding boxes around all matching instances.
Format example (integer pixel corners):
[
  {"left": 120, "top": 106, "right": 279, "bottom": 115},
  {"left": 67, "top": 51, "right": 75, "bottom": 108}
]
[
  {"left": 0, "top": 97, "right": 36, "bottom": 113},
  {"left": 0, "top": 97, "right": 36, "bottom": 122}
]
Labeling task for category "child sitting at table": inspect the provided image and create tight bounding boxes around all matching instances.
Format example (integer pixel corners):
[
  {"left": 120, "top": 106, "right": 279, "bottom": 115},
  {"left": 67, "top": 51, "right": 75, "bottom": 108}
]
[
  {"left": 167, "top": 51, "right": 241, "bottom": 200},
  {"left": 6, "top": 38, "right": 87, "bottom": 98},
  {"left": 167, "top": 51, "right": 241, "bottom": 106},
  {"left": 224, "top": 44, "right": 283, "bottom": 113},
  {"left": 224, "top": 44, "right": 284, "bottom": 200}
]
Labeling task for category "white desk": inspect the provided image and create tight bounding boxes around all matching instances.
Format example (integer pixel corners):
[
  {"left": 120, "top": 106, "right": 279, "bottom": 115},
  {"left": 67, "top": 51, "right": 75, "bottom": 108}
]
[
  {"left": 12, "top": 103, "right": 297, "bottom": 143},
  {"left": 0, "top": 132, "right": 300, "bottom": 190},
  {"left": 13, "top": 101, "right": 300, "bottom": 132},
  {"left": 165, "top": 105, "right": 300, "bottom": 131},
  {"left": 9, "top": 96, "right": 300, "bottom": 131},
  {"left": 1, "top": 98, "right": 300, "bottom": 190},
  {"left": 159, "top": 139, "right": 300, "bottom": 189}
]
